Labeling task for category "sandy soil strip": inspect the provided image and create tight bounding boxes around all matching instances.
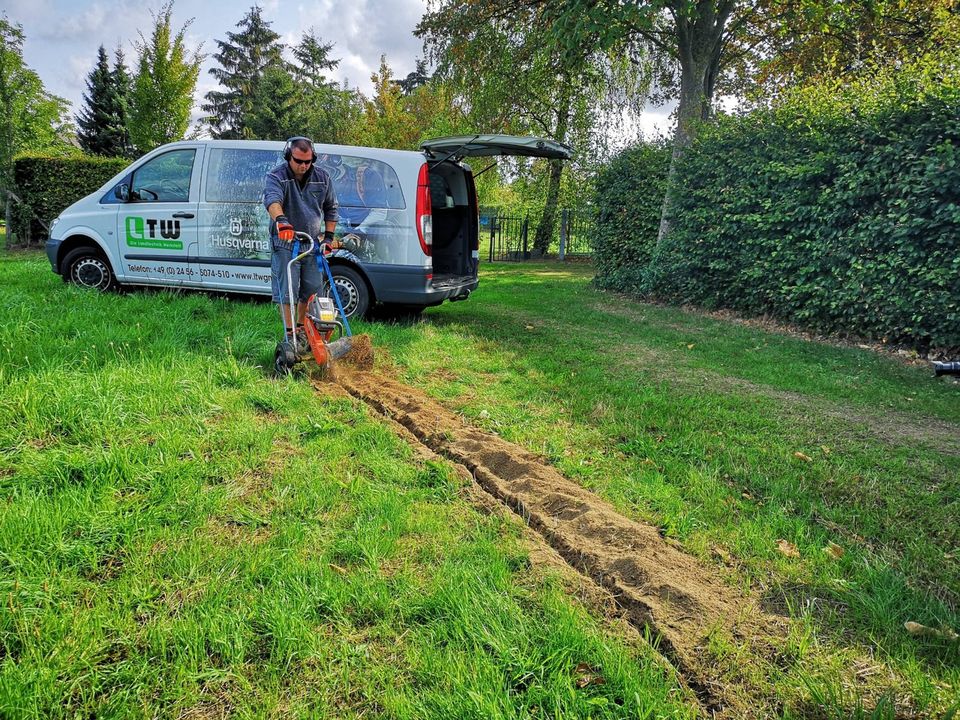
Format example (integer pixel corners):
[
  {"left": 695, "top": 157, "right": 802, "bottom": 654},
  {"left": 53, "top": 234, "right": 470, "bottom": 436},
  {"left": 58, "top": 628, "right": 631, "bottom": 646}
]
[{"left": 334, "top": 370, "right": 787, "bottom": 717}]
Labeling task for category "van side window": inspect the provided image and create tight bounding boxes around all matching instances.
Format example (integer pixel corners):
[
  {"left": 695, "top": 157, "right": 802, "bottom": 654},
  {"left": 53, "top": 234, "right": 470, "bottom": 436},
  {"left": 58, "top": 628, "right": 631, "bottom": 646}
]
[
  {"left": 315, "top": 155, "right": 406, "bottom": 210},
  {"left": 130, "top": 149, "right": 195, "bottom": 202},
  {"left": 206, "top": 148, "right": 281, "bottom": 202}
]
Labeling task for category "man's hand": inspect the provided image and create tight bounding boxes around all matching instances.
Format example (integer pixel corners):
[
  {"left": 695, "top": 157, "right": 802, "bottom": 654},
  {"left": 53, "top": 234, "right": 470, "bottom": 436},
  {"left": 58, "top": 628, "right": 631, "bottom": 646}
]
[
  {"left": 276, "top": 215, "right": 295, "bottom": 242},
  {"left": 321, "top": 229, "right": 341, "bottom": 256}
]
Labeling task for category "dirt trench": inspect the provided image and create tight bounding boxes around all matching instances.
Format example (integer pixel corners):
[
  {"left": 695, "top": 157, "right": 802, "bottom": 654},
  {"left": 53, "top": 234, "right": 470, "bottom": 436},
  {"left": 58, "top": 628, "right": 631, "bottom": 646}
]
[{"left": 326, "top": 370, "right": 789, "bottom": 718}]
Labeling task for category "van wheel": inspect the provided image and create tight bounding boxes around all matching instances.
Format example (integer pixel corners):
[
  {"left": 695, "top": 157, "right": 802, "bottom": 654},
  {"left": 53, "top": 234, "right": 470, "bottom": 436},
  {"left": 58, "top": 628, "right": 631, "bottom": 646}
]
[
  {"left": 62, "top": 247, "right": 116, "bottom": 291},
  {"left": 327, "top": 266, "right": 370, "bottom": 319}
]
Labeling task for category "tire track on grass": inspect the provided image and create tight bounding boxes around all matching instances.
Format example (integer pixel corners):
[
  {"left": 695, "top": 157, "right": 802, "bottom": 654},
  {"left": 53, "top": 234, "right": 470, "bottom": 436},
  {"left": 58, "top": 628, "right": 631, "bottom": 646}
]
[{"left": 332, "top": 370, "right": 789, "bottom": 718}]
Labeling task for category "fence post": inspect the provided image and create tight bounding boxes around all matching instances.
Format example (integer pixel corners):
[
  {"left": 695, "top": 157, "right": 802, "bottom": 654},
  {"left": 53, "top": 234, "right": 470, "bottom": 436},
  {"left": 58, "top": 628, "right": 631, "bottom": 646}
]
[
  {"left": 489, "top": 216, "right": 495, "bottom": 262},
  {"left": 559, "top": 208, "right": 568, "bottom": 261},
  {"left": 522, "top": 215, "right": 529, "bottom": 259}
]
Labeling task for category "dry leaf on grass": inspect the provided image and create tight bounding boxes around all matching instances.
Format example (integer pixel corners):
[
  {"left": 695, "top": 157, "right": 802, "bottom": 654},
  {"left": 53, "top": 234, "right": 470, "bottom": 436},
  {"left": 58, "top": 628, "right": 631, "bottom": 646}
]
[
  {"left": 793, "top": 451, "right": 813, "bottom": 462},
  {"left": 573, "top": 662, "right": 606, "bottom": 688},
  {"left": 824, "top": 542, "right": 845, "bottom": 559},
  {"left": 777, "top": 539, "right": 801, "bottom": 558},
  {"left": 904, "top": 621, "right": 959, "bottom": 642}
]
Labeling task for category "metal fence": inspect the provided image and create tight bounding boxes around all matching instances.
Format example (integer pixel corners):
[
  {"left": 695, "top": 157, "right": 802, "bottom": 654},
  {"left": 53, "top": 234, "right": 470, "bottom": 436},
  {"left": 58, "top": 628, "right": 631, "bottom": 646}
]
[{"left": 480, "top": 207, "right": 594, "bottom": 262}]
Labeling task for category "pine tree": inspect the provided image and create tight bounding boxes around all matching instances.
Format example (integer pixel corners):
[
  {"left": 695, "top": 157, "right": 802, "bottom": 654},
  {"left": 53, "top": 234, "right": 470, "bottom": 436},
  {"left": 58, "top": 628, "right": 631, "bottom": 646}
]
[
  {"left": 292, "top": 29, "right": 338, "bottom": 89},
  {"left": 202, "top": 5, "right": 288, "bottom": 139},
  {"left": 290, "top": 29, "right": 359, "bottom": 144},
  {"left": 110, "top": 47, "right": 132, "bottom": 156},
  {"left": 76, "top": 46, "right": 117, "bottom": 155}
]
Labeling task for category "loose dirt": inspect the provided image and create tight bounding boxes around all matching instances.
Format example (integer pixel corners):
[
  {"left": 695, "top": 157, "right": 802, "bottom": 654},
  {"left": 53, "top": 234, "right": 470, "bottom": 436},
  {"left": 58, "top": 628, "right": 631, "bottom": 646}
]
[{"left": 329, "top": 370, "right": 790, "bottom": 718}]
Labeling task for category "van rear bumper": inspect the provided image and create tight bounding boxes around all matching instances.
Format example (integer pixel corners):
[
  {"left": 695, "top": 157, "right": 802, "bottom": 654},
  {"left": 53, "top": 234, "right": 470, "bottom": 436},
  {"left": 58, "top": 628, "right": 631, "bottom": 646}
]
[{"left": 364, "top": 264, "right": 478, "bottom": 307}]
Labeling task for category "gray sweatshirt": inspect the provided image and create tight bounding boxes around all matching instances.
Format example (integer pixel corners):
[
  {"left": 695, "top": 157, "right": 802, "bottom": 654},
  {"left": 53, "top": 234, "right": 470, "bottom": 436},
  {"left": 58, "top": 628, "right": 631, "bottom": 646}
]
[{"left": 263, "top": 163, "right": 339, "bottom": 251}]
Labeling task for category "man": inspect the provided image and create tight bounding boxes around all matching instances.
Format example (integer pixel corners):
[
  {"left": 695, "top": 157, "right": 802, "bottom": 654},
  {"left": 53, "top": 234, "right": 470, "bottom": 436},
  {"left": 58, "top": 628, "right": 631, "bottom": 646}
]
[{"left": 263, "top": 136, "right": 339, "bottom": 346}]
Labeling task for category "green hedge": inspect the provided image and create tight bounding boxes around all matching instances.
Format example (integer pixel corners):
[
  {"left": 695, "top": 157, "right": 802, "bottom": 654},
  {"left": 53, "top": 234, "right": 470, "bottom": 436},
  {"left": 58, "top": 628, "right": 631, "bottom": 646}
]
[
  {"left": 592, "top": 142, "right": 670, "bottom": 293},
  {"left": 11, "top": 155, "right": 129, "bottom": 245},
  {"left": 596, "top": 65, "right": 960, "bottom": 350}
]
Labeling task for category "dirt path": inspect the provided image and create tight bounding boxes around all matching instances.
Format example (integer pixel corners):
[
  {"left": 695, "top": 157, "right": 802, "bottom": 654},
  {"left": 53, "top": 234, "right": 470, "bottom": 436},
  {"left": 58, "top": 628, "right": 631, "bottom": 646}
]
[{"left": 330, "top": 370, "right": 790, "bottom": 718}]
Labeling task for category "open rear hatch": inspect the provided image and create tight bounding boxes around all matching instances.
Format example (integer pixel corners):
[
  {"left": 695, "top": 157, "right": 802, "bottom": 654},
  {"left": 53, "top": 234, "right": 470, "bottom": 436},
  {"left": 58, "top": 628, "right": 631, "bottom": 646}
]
[{"left": 420, "top": 135, "right": 572, "bottom": 287}]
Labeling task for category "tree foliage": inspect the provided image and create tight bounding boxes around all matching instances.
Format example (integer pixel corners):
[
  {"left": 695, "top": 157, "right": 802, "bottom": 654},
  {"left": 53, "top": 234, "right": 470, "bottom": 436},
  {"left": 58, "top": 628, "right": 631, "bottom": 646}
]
[
  {"left": 127, "top": 1, "right": 203, "bottom": 152},
  {"left": 289, "top": 30, "right": 362, "bottom": 144},
  {"left": 0, "top": 15, "right": 73, "bottom": 243},
  {"left": 202, "top": 5, "right": 286, "bottom": 139},
  {"left": 418, "top": 0, "right": 639, "bottom": 253},
  {"left": 738, "top": 0, "right": 960, "bottom": 99},
  {"left": 76, "top": 45, "right": 130, "bottom": 157},
  {"left": 352, "top": 56, "right": 466, "bottom": 150}
]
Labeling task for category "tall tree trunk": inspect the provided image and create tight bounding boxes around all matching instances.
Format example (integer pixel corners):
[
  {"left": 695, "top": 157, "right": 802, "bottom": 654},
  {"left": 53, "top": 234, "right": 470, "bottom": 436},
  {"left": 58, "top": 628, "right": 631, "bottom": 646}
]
[
  {"left": 655, "top": 0, "right": 734, "bottom": 248},
  {"left": 533, "top": 81, "right": 572, "bottom": 255}
]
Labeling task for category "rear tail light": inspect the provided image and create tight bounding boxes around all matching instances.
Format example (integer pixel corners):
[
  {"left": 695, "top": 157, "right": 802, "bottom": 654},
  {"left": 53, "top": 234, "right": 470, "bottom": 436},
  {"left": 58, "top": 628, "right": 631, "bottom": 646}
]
[{"left": 416, "top": 163, "right": 433, "bottom": 256}]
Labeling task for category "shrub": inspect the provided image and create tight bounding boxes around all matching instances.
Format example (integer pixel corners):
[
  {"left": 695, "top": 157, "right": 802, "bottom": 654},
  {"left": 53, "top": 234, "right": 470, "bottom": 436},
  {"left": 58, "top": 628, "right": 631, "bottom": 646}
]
[
  {"left": 10, "top": 155, "right": 129, "bottom": 245},
  {"left": 597, "top": 51, "right": 960, "bottom": 350},
  {"left": 592, "top": 142, "right": 670, "bottom": 293}
]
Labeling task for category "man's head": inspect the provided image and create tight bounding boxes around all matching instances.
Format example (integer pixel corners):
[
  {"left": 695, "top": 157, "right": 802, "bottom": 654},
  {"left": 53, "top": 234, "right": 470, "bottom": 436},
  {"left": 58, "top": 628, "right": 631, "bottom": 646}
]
[{"left": 286, "top": 137, "right": 315, "bottom": 179}]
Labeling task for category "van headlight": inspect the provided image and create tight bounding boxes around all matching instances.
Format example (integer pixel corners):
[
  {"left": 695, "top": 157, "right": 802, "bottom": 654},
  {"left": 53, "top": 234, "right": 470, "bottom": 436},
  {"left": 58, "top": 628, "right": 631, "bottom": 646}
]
[{"left": 49, "top": 217, "right": 60, "bottom": 234}]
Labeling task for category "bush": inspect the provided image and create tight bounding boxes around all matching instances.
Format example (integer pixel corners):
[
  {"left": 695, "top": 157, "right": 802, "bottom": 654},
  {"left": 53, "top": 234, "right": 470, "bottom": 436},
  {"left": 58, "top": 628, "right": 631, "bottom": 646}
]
[
  {"left": 10, "top": 155, "right": 129, "bottom": 245},
  {"left": 596, "top": 54, "right": 960, "bottom": 351},
  {"left": 592, "top": 142, "right": 670, "bottom": 293}
]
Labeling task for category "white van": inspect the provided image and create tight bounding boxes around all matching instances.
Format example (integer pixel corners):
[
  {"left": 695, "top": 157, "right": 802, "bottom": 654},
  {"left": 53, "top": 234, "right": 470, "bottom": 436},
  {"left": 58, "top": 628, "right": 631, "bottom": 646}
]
[{"left": 45, "top": 136, "right": 571, "bottom": 317}]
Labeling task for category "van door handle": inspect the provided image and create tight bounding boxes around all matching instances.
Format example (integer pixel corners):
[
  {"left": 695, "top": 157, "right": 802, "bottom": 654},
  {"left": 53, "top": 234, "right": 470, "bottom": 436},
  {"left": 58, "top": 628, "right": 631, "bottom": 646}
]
[{"left": 173, "top": 212, "right": 195, "bottom": 219}]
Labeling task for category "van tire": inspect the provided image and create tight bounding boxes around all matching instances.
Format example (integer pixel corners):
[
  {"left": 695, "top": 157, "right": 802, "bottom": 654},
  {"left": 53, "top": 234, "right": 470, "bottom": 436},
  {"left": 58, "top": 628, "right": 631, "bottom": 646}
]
[
  {"left": 62, "top": 247, "right": 116, "bottom": 292},
  {"left": 327, "top": 265, "right": 370, "bottom": 319}
]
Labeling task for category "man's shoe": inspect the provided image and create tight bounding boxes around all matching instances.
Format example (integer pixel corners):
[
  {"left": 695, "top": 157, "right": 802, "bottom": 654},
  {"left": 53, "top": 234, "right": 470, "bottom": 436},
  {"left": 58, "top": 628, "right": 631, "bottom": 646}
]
[{"left": 294, "top": 327, "right": 310, "bottom": 352}]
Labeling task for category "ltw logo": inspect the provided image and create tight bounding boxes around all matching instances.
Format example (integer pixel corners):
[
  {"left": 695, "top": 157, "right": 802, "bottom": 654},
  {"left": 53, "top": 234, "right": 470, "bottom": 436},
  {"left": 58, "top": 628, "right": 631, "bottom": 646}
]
[{"left": 125, "top": 216, "right": 183, "bottom": 249}]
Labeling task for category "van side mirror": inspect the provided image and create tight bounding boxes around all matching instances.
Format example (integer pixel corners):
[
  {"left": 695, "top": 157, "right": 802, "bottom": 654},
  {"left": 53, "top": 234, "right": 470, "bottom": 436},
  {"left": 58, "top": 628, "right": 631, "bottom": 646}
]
[{"left": 115, "top": 184, "right": 130, "bottom": 201}]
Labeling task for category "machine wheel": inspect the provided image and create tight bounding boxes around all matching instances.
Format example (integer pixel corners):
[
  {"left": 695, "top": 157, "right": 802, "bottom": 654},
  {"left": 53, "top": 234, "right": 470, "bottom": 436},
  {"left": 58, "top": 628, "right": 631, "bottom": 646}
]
[
  {"left": 274, "top": 341, "right": 297, "bottom": 377},
  {"left": 62, "top": 247, "right": 116, "bottom": 291},
  {"left": 326, "top": 265, "right": 370, "bottom": 319}
]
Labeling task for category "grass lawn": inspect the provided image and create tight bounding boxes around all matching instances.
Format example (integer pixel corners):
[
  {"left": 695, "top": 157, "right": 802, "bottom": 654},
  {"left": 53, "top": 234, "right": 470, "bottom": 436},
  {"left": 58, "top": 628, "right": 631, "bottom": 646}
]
[{"left": 1, "top": 251, "right": 957, "bottom": 718}]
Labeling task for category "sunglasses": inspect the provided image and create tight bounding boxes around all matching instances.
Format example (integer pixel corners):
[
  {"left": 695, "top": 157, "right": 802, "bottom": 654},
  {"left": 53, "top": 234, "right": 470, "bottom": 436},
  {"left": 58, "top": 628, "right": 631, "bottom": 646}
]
[{"left": 290, "top": 157, "right": 313, "bottom": 166}]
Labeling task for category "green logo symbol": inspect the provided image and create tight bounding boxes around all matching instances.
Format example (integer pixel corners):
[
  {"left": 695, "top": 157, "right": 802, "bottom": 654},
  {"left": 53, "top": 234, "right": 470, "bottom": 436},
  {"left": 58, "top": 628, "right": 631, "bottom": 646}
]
[
  {"left": 125, "top": 216, "right": 183, "bottom": 249},
  {"left": 126, "top": 216, "right": 145, "bottom": 241}
]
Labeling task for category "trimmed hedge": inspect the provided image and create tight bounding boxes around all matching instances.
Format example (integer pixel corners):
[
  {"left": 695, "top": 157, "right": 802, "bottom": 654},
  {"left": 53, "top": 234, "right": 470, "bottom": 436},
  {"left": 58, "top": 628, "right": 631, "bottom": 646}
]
[
  {"left": 596, "top": 68, "right": 960, "bottom": 350},
  {"left": 11, "top": 155, "right": 129, "bottom": 245},
  {"left": 592, "top": 142, "right": 670, "bottom": 293}
]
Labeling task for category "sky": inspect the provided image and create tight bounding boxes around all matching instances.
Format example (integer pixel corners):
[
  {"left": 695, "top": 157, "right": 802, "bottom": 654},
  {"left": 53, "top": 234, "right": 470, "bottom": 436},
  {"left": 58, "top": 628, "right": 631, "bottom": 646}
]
[{"left": 3, "top": 0, "right": 673, "bottom": 138}]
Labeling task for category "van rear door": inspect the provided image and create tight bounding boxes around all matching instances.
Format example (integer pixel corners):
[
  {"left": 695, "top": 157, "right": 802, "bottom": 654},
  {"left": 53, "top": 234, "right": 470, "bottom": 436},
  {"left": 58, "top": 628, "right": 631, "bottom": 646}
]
[
  {"left": 420, "top": 135, "right": 572, "bottom": 161},
  {"left": 419, "top": 134, "right": 572, "bottom": 284}
]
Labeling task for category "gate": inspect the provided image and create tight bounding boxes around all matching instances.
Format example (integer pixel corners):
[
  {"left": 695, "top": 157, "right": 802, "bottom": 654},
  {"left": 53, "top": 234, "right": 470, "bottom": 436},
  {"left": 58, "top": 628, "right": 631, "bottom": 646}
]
[{"left": 481, "top": 207, "right": 594, "bottom": 262}]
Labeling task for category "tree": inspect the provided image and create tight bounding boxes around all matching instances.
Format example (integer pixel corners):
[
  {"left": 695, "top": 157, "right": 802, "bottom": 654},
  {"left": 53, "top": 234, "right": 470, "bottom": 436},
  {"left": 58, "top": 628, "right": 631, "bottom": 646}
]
[
  {"left": 76, "top": 45, "right": 130, "bottom": 156},
  {"left": 127, "top": 1, "right": 203, "bottom": 152},
  {"left": 111, "top": 47, "right": 133, "bottom": 155},
  {"left": 418, "top": 1, "right": 630, "bottom": 254},
  {"left": 736, "top": 0, "right": 960, "bottom": 98},
  {"left": 292, "top": 29, "right": 361, "bottom": 144},
  {"left": 202, "top": 5, "right": 287, "bottom": 139},
  {"left": 394, "top": 58, "right": 431, "bottom": 95},
  {"left": 0, "top": 16, "right": 73, "bottom": 242},
  {"left": 352, "top": 56, "right": 466, "bottom": 151},
  {"left": 246, "top": 65, "right": 307, "bottom": 139}
]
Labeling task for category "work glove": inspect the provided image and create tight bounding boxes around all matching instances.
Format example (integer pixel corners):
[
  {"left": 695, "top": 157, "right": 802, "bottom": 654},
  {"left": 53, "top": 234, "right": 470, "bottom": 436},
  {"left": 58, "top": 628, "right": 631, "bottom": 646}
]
[
  {"left": 321, "top": 229, "right": 340, "bottom": 256},
  {"left": 275, "top": 215, "right": 295, "bottom": 242}
]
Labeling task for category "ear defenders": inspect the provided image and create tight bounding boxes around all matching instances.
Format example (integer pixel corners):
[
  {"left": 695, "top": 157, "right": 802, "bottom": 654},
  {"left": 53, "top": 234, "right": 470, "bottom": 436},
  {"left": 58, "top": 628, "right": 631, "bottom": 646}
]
[{"left": 283, "top": 136, "right": 317, "bottom": 162}]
